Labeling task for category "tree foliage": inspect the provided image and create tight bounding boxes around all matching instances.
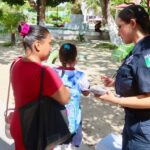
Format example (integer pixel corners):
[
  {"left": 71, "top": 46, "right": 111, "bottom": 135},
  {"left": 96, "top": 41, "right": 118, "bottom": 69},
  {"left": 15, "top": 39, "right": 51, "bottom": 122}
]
[
  {"left": 2, "top": 0, "right": 75, "bottom": 7},
  {"left": 46, "top": 0, "right": 75, "bottom": 7},
  {"left": 2, "top": 0, "right": 75, "bottom": 25},
  {"left": 111, "top": 0, "right": 124, "bottom": 5},
  {"left": 0, "top": 2, "right": 25, "bottom": 44},
  {"left": 0, "top": 11, "right": 25, "bottom": 44},
  {"left": 0, "top": 11, "right": 24, "bottom": 33},
  {"left": 0, "top": 9, "right": 2, "bottom": 17},
  {"left": 84, "top": 0, "right": 101, "bottom": 14},
  {"left": 2, "top": 0, "right": 25, "bottom": 5}
]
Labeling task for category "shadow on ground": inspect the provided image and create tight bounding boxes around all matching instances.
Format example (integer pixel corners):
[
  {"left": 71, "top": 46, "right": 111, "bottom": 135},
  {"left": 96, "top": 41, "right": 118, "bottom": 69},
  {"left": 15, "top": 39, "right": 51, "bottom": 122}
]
[
  {"left": 0, "top": 44, "right": 23, "bottom": 64},
  {"left": 76, "top": 41, "right": 124, "bottom": 146},
  {"left": 0, "top": 39, "right": 124, "bottom": 149}
]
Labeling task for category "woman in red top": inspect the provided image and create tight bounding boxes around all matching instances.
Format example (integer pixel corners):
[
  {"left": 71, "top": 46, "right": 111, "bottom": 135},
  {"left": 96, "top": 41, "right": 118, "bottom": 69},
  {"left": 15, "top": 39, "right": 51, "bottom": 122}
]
[{"left": 10, "top": 24, "right": 70, "bottom": 150}]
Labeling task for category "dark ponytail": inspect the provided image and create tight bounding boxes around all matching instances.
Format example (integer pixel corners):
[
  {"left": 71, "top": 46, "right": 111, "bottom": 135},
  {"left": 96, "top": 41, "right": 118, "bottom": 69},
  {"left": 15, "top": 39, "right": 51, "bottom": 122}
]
[{"left": 59, "top": 43, "right": 77, "bottom": 77}]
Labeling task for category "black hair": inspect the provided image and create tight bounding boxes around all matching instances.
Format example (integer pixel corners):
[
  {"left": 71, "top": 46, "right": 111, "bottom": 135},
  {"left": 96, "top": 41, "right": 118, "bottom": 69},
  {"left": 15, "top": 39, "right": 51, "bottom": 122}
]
[
  {"left": 18, "top": 25, "right": 50, "bottom": 50},
  {"left": 59, "top": 43, "right": 77, "bottom": 77},
  {"left": 118, "top": 4, "right": 150, "bottom": 34}
]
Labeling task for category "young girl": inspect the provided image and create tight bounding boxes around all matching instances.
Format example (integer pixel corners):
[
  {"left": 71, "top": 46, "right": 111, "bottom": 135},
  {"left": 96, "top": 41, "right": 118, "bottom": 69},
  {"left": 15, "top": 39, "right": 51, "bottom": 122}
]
[{"left": 53, "top": 43, "right": 90, "bottom": 149}]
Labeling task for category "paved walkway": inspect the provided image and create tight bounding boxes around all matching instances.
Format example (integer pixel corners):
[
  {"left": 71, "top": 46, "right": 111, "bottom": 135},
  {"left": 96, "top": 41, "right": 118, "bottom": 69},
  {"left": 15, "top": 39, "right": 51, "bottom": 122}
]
[{"left": 0, "top": 40, "right": 124, "bottom": 150}]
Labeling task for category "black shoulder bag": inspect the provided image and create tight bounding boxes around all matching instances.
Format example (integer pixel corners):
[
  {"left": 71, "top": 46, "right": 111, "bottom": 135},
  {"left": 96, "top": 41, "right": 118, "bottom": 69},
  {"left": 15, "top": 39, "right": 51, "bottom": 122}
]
[{"left": 19, "top": 67, "right": 71, "bottom": 150}]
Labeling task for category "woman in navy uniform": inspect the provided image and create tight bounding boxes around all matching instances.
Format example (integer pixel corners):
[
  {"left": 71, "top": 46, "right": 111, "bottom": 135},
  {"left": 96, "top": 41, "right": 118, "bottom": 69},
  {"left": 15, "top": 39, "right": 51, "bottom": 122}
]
[{"left": 99, "top": 4, "right": 150, "bottom": 150}]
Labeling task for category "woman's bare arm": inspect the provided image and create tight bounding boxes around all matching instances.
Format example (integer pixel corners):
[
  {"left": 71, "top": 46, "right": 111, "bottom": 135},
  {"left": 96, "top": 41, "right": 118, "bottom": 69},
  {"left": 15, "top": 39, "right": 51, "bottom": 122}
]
[
  {"left": 99, "top": 91, "right": 150, "bottom": 109},
  {"left": 51, "top": 85, "right": 70, "bottom": 105}
]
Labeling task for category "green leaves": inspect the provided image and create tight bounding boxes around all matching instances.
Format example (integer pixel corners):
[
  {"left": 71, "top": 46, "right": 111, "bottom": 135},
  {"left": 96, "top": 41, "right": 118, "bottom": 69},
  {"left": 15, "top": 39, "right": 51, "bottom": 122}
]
[
  {"left": 111, "top": 0, "right": 124, "bottom": 5},
  {"left": 46, "top": 0, "right": 75, "bottom": 7},
  {"left": 112, "top": 43, "right": 134, "bottom": 62},
  {"left": 0, "top": 9, "right": 3, "bottom": 17},
  {"left": 0, "top": 11, "right": 24, "bottom": 33},
  {"left": 2, "top": 0, "right": 25, "bottom": 6}
]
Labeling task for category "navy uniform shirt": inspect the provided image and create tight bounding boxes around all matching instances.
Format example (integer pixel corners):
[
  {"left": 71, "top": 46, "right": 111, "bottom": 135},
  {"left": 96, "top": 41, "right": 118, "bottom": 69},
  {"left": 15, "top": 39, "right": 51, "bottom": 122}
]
[{"left": 115, "top": 36, "right": 150, "bottom": 117}]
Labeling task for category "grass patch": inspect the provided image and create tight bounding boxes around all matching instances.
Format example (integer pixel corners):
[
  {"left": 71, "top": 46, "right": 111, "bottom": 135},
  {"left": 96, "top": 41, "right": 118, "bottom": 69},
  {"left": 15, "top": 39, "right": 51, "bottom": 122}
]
[
  {"left": 2, "top": 41, "right": 13, "bottom": 47},
  {"left": 94, "top": 42, "right": 118, "bottom": 50}
]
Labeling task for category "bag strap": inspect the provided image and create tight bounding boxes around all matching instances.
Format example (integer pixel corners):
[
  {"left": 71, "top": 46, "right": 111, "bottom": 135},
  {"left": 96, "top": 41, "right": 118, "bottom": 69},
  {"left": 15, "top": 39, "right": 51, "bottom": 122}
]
[
  {"left": 5, "top": 58, "right": 20, "bottom": 119},
  {"left": 5, "top": 61, "right": 44, "bottom": 118},
  {"left": 5, "top": 72, "right": 12, "bottom": 119}
]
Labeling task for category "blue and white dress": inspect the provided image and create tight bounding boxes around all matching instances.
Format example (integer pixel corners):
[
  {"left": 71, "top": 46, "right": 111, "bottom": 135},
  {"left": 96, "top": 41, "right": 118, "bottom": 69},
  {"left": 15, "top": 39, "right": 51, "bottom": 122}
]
[{"left": 54, "top": 67, "right": 90, "bottom": 134}]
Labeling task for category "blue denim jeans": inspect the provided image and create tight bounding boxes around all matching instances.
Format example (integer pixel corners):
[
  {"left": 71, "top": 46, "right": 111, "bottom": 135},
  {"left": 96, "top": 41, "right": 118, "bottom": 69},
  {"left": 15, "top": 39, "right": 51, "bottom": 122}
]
[{"left": 122, "top": 115, "right": 150, "bottom": 150}]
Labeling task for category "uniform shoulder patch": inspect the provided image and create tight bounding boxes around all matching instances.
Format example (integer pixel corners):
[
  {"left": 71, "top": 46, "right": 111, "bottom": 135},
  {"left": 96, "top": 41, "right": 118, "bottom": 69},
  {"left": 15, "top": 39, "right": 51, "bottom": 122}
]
[{"left": 144, "top": 54, "right": 150, "bottom": 68}]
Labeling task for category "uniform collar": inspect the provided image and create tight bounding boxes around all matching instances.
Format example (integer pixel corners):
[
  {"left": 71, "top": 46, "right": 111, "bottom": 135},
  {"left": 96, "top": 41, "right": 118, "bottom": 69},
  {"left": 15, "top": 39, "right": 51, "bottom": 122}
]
[{"left": 132, "top": 35, "right": 150, "bottom": 55}]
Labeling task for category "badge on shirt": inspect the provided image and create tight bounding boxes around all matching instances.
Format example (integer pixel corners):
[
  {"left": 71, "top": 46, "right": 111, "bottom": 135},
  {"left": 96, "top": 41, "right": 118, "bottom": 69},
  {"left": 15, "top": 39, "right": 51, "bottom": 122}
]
[
  {"left": 144, "top": 55, "right": 150, "bottom": 68},
  {"left": 125, "top": 55, "right": 133, "bottom": 64}
]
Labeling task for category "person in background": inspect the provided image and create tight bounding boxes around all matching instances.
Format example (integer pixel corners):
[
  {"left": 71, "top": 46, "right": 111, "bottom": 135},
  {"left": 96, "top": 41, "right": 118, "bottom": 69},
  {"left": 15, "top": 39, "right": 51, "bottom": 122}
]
[
  {"left": 98, "top": 4, "right": 150, "bottom": 150},
  {"left": 10, "top": 24, "right": 70, "bottom": 150},
  {"left": 95, "top": 20, "right": 102, "bottom": 32},
  {"left": 53, "top": 43, "right": 90, "bottom": 150}
]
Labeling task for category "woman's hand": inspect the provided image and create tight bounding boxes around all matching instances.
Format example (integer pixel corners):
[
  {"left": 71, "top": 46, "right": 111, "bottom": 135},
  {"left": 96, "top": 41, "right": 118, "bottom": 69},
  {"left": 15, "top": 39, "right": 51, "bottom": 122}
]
[
  {"left": 96, "top": 90, "right": 119, "bottom": 105},
  {"left": 101, "top": 75, "right": 115, "bottom": 87}
]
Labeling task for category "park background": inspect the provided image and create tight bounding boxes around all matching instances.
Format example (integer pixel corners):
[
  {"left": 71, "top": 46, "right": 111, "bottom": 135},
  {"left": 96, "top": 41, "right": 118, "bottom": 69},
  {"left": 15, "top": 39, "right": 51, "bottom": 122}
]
[{"left": 0, "top": 0, "right": 149, "bottom": 149}]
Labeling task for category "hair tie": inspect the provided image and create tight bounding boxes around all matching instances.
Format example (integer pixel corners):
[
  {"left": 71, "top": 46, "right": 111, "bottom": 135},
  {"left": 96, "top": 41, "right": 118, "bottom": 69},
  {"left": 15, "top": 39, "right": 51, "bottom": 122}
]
[
  {"left": 20, "top": 23, "right": 30, "bottom": 36},
  {"left": 64, "top": 44, "right": 70, "bottom": 51}
]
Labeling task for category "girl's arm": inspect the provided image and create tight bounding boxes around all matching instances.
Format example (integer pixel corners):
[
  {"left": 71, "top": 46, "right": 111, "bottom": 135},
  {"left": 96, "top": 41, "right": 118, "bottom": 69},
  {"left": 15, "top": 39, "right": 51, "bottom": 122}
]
[{"left": 79, "top": 73, "right": 90, "bottom": 96}]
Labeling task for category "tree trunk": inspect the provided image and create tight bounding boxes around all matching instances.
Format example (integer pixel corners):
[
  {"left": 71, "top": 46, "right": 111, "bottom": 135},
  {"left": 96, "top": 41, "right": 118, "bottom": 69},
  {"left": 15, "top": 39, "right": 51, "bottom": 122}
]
[
  {"left": 147, "top": 0, "right": 150, "bottom": 12},
  {"left": 99, "top": 0, "right": 111, "bottom": 25},
  {"left": 39, "top": 0, "right": 47, "bottom": 26},
  {"left": 11, "top": 33, "right": 16, "bottom": 45},
  {"left": 99, "top": 0, "right": 122, "bottom": 45},
  {"left": 28, "top": 0, "right": 46, "bottom": 25}
]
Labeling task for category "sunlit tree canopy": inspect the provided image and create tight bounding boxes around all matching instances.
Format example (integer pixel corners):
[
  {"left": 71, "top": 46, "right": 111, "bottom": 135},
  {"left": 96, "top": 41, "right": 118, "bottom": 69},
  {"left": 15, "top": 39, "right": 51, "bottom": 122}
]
[{"left": 2, "top": 0, "right": 25, "bottom": 5}]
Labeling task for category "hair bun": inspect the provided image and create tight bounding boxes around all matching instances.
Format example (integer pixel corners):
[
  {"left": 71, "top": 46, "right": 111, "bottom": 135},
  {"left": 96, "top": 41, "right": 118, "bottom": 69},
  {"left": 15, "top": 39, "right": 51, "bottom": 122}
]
[
  {"left": 63, "top": 44, "right": 71, "bottom": 50},
  {"left": 20, "top": 23, "right": 30, "bottom": 37}
]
